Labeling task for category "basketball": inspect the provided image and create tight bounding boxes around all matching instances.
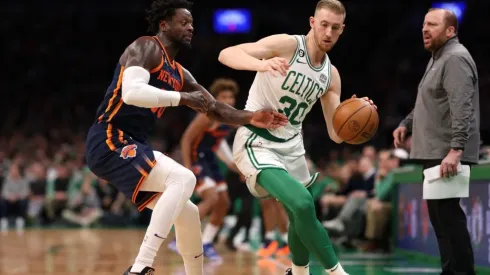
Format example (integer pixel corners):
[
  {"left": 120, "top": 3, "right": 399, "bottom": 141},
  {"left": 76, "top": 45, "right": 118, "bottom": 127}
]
[{"left": 332, "top": 98, "right": 379, "bottom": 145}]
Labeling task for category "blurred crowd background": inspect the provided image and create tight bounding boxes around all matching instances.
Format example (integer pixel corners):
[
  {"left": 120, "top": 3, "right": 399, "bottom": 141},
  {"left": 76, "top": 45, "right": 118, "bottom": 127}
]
[{"left": 1, "top": 0, "right": 489, "bottom": 253}]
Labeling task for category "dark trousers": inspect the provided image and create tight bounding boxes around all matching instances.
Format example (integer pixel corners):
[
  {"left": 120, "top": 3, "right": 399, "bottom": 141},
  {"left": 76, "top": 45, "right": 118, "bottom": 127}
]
[
  {"left": 0, "top": 198, "right": 28, "bottom": 218},
  {"left": 226, "top": 172, "right": 254, "bottom": 244},
  {"left": 422, "top": 160, "right": 475, "bottom": 275}
]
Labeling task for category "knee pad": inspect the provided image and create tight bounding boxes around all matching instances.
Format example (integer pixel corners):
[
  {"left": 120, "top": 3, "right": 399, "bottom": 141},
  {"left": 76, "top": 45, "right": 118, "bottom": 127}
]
[{"left": 168, "top": 165, "right": 197, "bottom": 199}]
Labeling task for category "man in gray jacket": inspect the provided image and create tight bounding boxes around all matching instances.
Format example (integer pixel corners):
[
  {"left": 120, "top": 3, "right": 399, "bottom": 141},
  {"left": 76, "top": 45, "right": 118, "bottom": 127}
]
[{"left": 393, "top": 8, "right": 479, "bottom": 275}]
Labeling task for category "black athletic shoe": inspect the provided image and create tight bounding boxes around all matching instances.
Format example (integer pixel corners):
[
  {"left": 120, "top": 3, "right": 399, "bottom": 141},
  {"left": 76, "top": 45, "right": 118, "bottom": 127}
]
[
  {"left": 123, "top": 266, "right": 155, "bottom": 275},
  {"left": 285, "top": 267, "right": 311, "bottom": 275}
]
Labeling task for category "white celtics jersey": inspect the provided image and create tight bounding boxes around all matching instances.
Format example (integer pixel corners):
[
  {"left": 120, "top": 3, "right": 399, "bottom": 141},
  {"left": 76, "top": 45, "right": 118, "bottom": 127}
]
[{"left": 245, "top": 35, "right": 332, "bottom": 140}]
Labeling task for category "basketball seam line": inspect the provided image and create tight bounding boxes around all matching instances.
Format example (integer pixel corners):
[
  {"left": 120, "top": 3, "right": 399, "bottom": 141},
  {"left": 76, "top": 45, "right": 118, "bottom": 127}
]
[
  {"left": 337, "top": 103, "right": 370, "bottom": 137},
  {"left": 332, "top": 99, "right": 361, "bottom": 127},
  {"left": 345, "top": 106, "right": 373, "bottom": 142}
]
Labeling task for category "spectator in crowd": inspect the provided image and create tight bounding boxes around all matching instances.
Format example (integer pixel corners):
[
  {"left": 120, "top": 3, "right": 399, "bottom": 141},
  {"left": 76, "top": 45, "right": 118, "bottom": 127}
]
[
  {"left": 322, "top": 156, "right": 376, "bottom": 236},
  {"left": 360, "top": 149, "right": 406, "bottom": 252},
  {"left": 1, "top": 163, "right": 30, "bottom": 231},
  {"left": 321, "top": 155, "right": 376, "bottom": 220},
  {"left": 25, "top": 161, "right": 47, "bottom": 225}
]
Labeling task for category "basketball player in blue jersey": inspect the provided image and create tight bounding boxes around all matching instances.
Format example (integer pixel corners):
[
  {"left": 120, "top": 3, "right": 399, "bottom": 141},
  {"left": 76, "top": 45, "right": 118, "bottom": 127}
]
[
  {"left": 85, "top": 0, "right": 288, "bottom": 274},
  {"left": 167, "top": 78, "right": 239, "bottom": 261}
]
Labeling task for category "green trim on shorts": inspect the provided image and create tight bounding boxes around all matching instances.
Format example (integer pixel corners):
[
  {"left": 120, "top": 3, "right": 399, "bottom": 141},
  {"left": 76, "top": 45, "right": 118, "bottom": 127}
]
[
  {"left": 245, "top": 133, "right": 280, "bottom": 170},
  {"left": 245, "top": 125, "right": 298, "bottom": 143},
  {"left": 304, "top": 172, "right": 319, "bottom": 189}
]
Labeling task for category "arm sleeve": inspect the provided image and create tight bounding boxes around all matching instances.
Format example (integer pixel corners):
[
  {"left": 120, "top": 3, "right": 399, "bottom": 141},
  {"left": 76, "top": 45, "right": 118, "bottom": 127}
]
[{"left": 122, "top": 66, "right": 181, "bottom": 108}]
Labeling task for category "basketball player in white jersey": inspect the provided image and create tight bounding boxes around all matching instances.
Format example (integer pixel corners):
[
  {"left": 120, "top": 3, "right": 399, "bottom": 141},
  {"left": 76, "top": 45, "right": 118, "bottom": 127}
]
[{"left": 218, "top": 1, "right": 375, "bottom": 274}]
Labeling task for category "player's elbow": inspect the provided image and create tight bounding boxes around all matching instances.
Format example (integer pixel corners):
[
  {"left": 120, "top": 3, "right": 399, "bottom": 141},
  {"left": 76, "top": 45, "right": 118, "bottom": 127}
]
[
  {"left": 121, "top": 87, "right": 137, "bottom": 106},
  {"left": 218, "top": 47, "right": 233, "bottom": 65}
]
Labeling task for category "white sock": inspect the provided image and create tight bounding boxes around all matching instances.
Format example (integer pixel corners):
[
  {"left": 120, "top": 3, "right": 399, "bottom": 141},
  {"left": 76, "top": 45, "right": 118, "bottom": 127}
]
[
  {"left": 292, "top": 263, "right": 309, "bottom": 275},
  {"left": 265, "top": 231, "right": 275, "bottom": 241},
  {"left": 132, "top": 164, "right": 196, "bottom": 273},
  {"left": 281, "top": 233, "right": 288, "bottom": 244},
  {"left": 326, "top": 263, "right": 348, "bottom": 275},
  {"left": 174, "top": 201, "right": 204, "bottom": 275},
  {"left": 202, "top": 223, "right": 219, "bottom": 244}
]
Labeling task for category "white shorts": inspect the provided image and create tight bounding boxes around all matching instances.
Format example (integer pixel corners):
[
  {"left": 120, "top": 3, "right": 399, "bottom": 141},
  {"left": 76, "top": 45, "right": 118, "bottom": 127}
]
[
  {"left": 194, "top": 176, "right": 228, "bottom": 195},
  {"left": 232, "top": 126, "right": 318, "bottom": 199}
]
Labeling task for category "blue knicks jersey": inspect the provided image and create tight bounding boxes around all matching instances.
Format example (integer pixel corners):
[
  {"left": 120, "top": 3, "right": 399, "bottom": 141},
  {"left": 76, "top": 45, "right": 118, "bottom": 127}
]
[
  {"left": 95, "top": 36, "right": 184, "bottom": 143},
  {"left": 192, "top": 123, "right": 232, "bottom": 161}
]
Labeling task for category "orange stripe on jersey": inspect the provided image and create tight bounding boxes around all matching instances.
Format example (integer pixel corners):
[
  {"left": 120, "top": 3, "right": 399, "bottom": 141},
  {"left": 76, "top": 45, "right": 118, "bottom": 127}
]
[
  {"left": 143, "top": 155, "right": 156, "bottom": 168},
  {"left": 150, "top": 56, "right": 164, "bottom": 73},
  {"left": 132, "top": 175, "right": 146, "bottom": 203},
  {"left": 107, "top": 99, "right": 123, "bottom": 122},
  {"left": 98, "top": 66, "right": 125, "bottom": 122},
  {"left": 153, "top": 36, "right": 176, "bottom": 69},
  {"left": 176, "top": 63, "right": 184, "bottom": 90},
  {"left": 105, "top": 124, "right": 116, "bottom": 151},
  {"left": 137, "top": 193, "right": 161, "bottom": 212},
  {"left": 117, "top": 129, "right": 124, "bottom": 143}
]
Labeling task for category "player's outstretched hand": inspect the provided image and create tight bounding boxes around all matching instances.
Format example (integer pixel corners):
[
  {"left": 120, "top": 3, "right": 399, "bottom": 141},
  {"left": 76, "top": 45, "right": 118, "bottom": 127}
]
[
  {"left": 180, "top": 91, "right": 208, "bottom": 113},
  {"left": 258, "top": 57, "right": 290, "bottom": 77},
  {"left": 351, "top": 94, "right": 377, "bottom": 109},
  {"left": 250, "top": 110, "right": 288, "bottom": 129}
]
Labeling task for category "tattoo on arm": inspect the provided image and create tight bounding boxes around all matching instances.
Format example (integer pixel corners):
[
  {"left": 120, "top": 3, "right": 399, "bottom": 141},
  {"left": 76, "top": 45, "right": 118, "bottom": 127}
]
[{"left": 181, "top": 67, "right": 253, "bottom": 125}]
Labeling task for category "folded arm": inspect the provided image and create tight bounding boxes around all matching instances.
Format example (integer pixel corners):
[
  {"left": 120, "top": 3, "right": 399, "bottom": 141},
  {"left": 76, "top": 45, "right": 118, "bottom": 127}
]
[{"left": 218, "top": 34, "right": 296, "bottom": 71}]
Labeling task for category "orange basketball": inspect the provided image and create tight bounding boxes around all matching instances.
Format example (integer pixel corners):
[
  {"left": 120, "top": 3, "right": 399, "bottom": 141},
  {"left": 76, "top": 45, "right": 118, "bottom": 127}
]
[{"left": 332, "top": 98, "right": 379, "bottom": 145}]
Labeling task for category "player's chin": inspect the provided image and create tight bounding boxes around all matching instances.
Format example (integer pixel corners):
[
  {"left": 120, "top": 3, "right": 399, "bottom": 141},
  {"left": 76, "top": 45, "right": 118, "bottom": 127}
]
[
  {"left": 320, "top": 44, "right": 333, "bottom": 52},
  {"left": 181, "top": 40, "right": 192, "bottom": 49}
]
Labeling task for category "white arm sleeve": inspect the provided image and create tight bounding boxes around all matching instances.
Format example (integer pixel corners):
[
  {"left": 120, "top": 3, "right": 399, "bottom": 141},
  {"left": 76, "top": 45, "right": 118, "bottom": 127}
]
[
  {"left": 121, "top": 66, "right": 181, "bottom": 108},
  {"left": 216, "top": 139, "right": 233, "bottom": 163}
]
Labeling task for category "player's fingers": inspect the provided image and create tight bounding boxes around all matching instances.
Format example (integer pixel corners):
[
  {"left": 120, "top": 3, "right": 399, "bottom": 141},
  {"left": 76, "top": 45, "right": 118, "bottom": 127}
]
[
  {"left": 351, "top": 94, "right": 357, "bottom": 98},
  {"left": 280, "top": 58, "right": 290, "bottom": 69},
  {"left": 393, "top": 131, "right": 402, "bottom": 148},
  {"left": 442, "top": 163, "right": 450, "bottom": 178},
  {"left": 449, "top": 163, "right": 458, "bottom": 177},
  {"left": 400, "top": 130, "right": 405, "bottom": 142},
  {"left": 272, "top": 60, "right": 287, "bottom": 76},
  {"left": 274, "top": 112, "right": 288, "bottom": 124}
]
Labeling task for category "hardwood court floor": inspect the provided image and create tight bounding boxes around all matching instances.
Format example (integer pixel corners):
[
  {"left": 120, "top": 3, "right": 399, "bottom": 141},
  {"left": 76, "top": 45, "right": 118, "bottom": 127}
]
[{"left": 0, "top": 229, "right": 442, "bottom": 275}]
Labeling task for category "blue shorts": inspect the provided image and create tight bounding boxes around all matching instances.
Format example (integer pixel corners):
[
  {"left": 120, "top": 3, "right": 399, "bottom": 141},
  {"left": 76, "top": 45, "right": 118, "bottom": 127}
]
[
  {"left": 85, "top": 123, "right": 159, "bottom": 211},
  {"left": 193, "top": 152, "right": 226, "bottom": 192}
]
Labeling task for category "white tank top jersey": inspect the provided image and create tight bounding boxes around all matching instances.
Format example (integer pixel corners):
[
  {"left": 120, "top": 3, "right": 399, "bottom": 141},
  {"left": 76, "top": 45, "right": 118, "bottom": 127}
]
[{"left": 245, "top": 35, "right": 332, "bottom": 140}]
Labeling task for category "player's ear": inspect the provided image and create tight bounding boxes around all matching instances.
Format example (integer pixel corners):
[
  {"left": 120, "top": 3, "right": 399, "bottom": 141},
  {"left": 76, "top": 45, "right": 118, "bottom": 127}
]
[
  {"left": 309, "top": 16, "right": 315, "bottom": 29},
  {"left": 159, "top": 20, "right": 169, "bottom": 32},
  {"left": 446, "top": 26, "right": 455, "bottom": 37}
]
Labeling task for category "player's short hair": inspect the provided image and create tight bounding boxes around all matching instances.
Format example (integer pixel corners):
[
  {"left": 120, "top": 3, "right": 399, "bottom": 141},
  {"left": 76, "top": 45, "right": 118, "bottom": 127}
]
[
  {"left": 428, "top": 8, "right": 459, "bottom": 34},
  {"left": 209, "top": 78, "right": 239, "bottom": 97},
  {"left": 146, "top": 0, "right": 193, "bottom": 33},
  {"left": 315, "top": 0, "right": 346, "bottom": 19}
]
